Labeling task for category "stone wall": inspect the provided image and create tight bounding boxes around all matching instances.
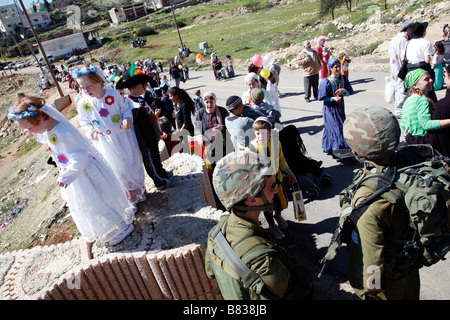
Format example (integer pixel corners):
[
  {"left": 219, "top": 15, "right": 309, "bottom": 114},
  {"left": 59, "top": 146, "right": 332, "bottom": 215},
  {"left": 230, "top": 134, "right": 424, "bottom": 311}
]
[{"left": 0, "top": 152, "right": 224, "bottom": 300}]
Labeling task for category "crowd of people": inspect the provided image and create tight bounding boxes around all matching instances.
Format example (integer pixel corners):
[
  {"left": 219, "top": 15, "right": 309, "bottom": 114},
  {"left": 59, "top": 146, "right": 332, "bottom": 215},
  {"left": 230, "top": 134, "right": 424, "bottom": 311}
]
[
  {"left": 388, "top": 21, "right": 450, "bottom": 156},
  {"left": 131, "top": 37, "right": 147, "bottom": 48},
  {"left": 6, "top": 18, "right": 450, "bottom": 301}
]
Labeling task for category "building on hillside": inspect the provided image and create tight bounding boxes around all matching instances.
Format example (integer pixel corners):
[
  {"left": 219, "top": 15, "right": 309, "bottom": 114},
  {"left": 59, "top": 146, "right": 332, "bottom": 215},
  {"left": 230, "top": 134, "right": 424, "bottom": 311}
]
[
  {"left": 0, "top": 4, "right": 52, "bottom": 36},
  {"left": 109, "top": 2, "right": 148, "bottom": 25},
  {"left": 0, "top": 4, "right": 20, "bottom": 18},
  {"left": 34, "top": 32, "right": 93, "bottom": 60}
]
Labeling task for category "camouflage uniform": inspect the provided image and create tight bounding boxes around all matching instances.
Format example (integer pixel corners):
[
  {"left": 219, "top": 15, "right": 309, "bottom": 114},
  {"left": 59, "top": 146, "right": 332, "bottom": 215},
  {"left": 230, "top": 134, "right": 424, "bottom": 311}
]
[
  {"left": 343, "top": 105, "right": 420, "bottom": 300},
  {"left": 205, "top": 151, "right": 312, "bottom": 300},
  {"left": 205, "top": 212, "right": 293, "bottom": 299}
]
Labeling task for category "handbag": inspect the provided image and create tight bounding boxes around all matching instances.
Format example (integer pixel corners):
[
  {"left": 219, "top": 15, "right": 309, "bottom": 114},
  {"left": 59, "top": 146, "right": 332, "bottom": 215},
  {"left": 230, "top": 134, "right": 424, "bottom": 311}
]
[{"left": 397, "top": 41, "right": 410, "bottom": 80}]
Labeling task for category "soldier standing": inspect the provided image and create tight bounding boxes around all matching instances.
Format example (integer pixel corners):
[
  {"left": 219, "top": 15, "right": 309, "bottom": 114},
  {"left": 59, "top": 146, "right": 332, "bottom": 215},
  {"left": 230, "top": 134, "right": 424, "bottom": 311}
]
[
  {"left": 342, "top": 105, "right": 420, "bottom": 299},
  {"left": 205, "top": 151, "right": 312, "bottom": 300}
]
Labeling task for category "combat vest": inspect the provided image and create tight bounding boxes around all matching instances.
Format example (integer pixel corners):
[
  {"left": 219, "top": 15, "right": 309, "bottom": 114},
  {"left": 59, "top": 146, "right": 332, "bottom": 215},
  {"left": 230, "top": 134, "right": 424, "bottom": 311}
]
[
  {"left": 319, "top": 145, "right": 450, "bottom": 278},
  {"left": 205, "top": 213, "right": 312, "bottom": 300}
]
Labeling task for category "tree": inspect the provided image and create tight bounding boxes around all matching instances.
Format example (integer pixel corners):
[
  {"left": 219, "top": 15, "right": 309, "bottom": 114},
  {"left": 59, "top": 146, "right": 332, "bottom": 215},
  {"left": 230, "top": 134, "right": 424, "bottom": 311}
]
[
  {"left": 43, "top": 0, "right": 51, "bottom": 11},
  {"left": 320, "top": 0, "right": 345, "bottom": 19}
]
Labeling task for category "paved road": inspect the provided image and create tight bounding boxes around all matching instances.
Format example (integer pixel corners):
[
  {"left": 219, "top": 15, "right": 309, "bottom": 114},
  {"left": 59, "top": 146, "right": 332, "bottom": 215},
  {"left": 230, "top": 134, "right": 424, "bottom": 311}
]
[{"left": 177, "top": 68, "right": 448, "bottom": 300}]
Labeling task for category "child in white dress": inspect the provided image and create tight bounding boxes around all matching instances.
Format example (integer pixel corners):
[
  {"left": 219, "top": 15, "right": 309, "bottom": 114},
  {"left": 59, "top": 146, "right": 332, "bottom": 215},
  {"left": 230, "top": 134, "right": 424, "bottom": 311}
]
[
  {"left": 73, "top": 65, "right": 146, "bottom": 205},
  {"left": 8, "top": 97, "right": 136, "bottom": 251}
]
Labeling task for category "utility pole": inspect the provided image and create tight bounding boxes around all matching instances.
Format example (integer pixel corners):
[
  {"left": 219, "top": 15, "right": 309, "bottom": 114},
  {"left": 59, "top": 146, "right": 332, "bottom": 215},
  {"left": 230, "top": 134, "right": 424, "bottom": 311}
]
[
  {"left": 169, "top": 0, "right": 184, "bottom": 52},
  {"left": 13, "top": 0, "right": 45, "bottom": 76},
  {"left": 17, "top": 0, "right": 64, "bottom": 97}
]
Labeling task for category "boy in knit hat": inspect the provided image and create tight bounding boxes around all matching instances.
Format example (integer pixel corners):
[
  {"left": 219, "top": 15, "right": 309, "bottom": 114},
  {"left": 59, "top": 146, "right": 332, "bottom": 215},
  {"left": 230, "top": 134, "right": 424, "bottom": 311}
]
[
  {"left": 224, "top": 95, "right": 255, "bottom": 150},
  {"left": 249, "top": 88, "right": 281, "bottom": 124}
]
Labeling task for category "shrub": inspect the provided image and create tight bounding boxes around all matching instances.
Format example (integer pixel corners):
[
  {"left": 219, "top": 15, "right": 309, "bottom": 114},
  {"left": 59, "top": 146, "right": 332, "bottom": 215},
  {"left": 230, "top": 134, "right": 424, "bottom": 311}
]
[{"left": 136, "top": 27, "right": 159, "bottom": 37}]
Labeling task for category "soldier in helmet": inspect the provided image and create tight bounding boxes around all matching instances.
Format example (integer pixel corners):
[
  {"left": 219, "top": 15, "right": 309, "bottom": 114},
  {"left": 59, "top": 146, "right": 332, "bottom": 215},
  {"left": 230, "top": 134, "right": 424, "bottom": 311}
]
[
  {"left": 205, "top": 151, "right": 312, "bottom": 300},
  {"left": 343, "top": 105, "right": 421, "bottom": 300}
]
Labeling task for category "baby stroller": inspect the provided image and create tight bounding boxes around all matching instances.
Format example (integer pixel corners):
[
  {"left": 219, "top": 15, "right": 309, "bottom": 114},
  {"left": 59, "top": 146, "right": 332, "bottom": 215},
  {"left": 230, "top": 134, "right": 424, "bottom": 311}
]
[
  {"left": 279, "top": 125, "right": 332, "bottom": 200},
  {"left": 213, "top": 60, "right": 226, "bottom": 80}
]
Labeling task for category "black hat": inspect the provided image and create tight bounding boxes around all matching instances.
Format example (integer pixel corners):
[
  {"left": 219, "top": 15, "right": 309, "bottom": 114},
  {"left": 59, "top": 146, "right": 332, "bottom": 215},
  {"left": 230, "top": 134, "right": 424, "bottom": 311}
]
[
  {"left": 115, "top": 71, "right": 153, "bottom": 89},
  {"left": 411, "top": 22, "right": 428, "bottom": 38}
]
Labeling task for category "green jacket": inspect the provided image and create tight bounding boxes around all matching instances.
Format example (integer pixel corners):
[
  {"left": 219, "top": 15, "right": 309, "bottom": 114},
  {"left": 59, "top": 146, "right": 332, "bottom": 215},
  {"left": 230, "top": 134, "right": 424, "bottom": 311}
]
[
  {"left": 205, "top": 212, "right": 301, "bottom": 300},
  {"left": 347, "top": 185, "right": 420, "bottom": 300}
]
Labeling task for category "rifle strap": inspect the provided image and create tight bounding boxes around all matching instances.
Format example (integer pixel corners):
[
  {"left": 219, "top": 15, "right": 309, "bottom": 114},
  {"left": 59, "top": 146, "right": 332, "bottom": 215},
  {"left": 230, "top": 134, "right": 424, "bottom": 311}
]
[
  {"left": 211, "top": 225, "right": 251, "bottom": 280},
  {"left": 211, "top": 220, "right": 281, "bottom": 300}
]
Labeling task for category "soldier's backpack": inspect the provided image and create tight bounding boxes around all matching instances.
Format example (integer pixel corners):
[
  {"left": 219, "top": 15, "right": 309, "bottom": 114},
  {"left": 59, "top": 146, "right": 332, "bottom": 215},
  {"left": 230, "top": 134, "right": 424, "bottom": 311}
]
[{"left": 318, "top": 145, "right": 450, "bottom": 279}]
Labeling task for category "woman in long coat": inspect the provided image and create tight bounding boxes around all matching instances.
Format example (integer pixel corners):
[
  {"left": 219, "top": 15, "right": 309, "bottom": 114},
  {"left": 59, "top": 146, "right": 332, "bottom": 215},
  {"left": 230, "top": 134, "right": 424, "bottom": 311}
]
[{"left": 318, "top": 58, "right": 354, "bottom": 162}]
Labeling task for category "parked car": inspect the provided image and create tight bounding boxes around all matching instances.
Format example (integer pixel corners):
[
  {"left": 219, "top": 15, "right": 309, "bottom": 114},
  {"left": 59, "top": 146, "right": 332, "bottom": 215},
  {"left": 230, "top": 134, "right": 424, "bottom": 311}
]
[
  {"left": 4, "top": 62, "right": 15, "bottom": 70},
  {"left": 66, "top": 55, "right": 82, "bottom": 64},
  {"left": 68, "top": 60, "right": 84, "bottom": 69},
  {"left": 15, "top": 60, "right": 30, "bottom": 68},
  {"left": 66, "top": 55, "right": 84, "bottom": 68},
  {"left": 35, "top": 55, "right": 54, "bottom": 67}
]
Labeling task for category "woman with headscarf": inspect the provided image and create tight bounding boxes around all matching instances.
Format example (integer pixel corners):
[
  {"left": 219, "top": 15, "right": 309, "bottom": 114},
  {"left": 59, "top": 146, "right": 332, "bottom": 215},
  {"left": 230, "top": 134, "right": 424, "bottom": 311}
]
[
  {"left": 194, "top": 91, "right": 229, "bottom": 181},
  {"left": 318, "top": 58, "right": 355, "bottom": 163},
  {"left": 195, "top": 91, "right": 229, "bottom": 148},
  {"left": 401, "top": 68, "right": 450, "bottom": 147},
  {"left": 241, "top": 72, "right": 272, "bottom": 106}
]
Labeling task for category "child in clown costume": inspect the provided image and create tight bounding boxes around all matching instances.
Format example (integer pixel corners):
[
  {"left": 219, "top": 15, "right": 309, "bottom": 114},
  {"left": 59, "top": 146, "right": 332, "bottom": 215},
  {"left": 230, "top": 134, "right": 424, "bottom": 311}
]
[{"left": 73, "top": 65, "right": 146, "bottom": 206}]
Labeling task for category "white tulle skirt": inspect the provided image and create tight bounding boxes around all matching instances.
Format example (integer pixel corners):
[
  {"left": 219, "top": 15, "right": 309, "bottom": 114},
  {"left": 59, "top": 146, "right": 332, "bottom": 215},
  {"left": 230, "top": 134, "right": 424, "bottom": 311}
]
[
  {"left": 60, "top": 155, "right": 135, "bottom": 243},
  {"left": 93, "top": 129, "right": 146, "bottom": 205}
]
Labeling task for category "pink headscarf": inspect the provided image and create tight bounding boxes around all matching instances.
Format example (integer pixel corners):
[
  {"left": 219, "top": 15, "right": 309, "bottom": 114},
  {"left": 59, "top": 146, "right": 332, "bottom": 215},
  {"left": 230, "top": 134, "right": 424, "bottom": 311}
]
[
  {"left": 203, "top": 91, "right": 217, "bottom": 101},
  {"left": 317, "top": 35, "right": 326, "bottom": 45}
]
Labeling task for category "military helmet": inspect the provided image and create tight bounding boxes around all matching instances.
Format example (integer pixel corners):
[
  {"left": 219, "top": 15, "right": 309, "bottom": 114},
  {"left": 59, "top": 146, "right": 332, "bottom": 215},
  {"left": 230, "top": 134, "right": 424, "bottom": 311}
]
[
  {"left": 343, "top": 105, "right": 400, "bottom": 160},
  {"left": 212, "top": 151, "right": 273, "bottom": 210}
]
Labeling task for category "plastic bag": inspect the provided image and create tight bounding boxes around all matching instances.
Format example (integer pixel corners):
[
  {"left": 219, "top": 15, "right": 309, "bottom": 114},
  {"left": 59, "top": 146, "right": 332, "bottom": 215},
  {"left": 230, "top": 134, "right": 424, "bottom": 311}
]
[{"left": 384, "top": 76, "right": 395, "bottom": 104}]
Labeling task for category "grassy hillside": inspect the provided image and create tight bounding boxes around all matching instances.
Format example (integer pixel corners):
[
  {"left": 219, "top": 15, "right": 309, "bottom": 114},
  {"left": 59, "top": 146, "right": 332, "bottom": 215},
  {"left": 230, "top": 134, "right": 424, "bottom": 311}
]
[
  {"left": 90, "top": 0, "right": 394, "bottom": 65},
  {"left": 90, "top": 0, "right": 443, "bottom": 68}
]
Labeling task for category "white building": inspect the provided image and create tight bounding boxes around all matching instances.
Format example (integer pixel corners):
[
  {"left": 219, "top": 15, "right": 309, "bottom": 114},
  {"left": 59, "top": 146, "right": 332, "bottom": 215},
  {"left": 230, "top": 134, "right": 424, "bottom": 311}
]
[
  {"left": 38, "top": 32, "right": 88, "bottom": 59},
  {"left": 109, "top": 2, "right": 147, "bottom": 25},
  {"left": 0, "top": 4, "right": 20, "bottom": 18},
  {"left": 0, "top": 7, "right": 52, "bottom": 36}
]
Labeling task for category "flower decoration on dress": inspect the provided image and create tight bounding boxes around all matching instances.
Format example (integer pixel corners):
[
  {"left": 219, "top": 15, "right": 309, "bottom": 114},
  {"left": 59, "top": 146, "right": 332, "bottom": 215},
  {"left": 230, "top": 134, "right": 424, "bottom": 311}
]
[
  {"left": 49, "top": 134, "right": 58, "bottom": 145},
  {"left": 82, "top": 102, "right": 93, "bottom": 112},
  {"left": 7, "top": 106, "right": 39, "bottom": 121},
  {"left": 111, "top": 114, "right": 121, "bottom": 123},
  {"left": 57, "top": 154, "right": 69, "bottom": 164},
  {"left": 104, "top": 95, "right": 114, "bottom": 105},
  {"left": 99, "top": 108, "right": 109, "bottom": 117},
  {"left": 92, "top": 120, "right": 100, "bottom": 128},
  {"left": 71, "top": 65, "right": 97, "bottom": 79}
]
